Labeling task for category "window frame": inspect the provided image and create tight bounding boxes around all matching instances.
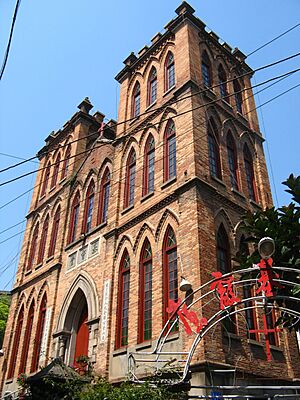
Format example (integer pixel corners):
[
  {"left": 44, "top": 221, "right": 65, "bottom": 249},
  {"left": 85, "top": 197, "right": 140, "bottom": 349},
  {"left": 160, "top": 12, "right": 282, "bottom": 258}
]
[
  {"left": 164, "top": 120, "right": 176, "bottom": 182},
  {"left": 50, "top": 152, "right": 61, "bottom": 189},
  {"left": 31, "top": 294, "right": 47, "bottom": 373},
  {"left": 226, "top": 131, "right": 239, "bottom": 191},
  {"left": 132, "top": 82, "right": 141, "bottom": 118},
  {"left": 218, "top": 64, "right": 229, "bottom": 102},
  {"left": 37, "top": 214, "right": 49, "bottom": 264},
  {"left": 208, "top": 118, "right": 222, "bottom": 179},
  {"left": 147, "top": 67, "right": 157, "bottom": 106},
  {"left": 68, "top": 191, "right": 80, "bottom": 244},
  {"left": 165, "top": 52, "right": 175, "bottom": 91},
  {"left": 98, "top": 167, "right": 111, "bottom": 224},
  {"left": 116, "top": 251, "right": 131, "bottom": 349},
  {"left": 19, "top": 300, "right": 35, "bottom": 374},
  {"left": 233, "top": 79, "right": 243, "bottom": 114},
  {"left": 143, "top": 134, "right": 155, "bottom": 196},
  {"left": 201, "top": 51, "right": 212, "bottom": 87},
  {"left": 82, "top": 180, "right": 95, "bottom": 234},
  {"left": 27, "top": 223, "right": 39, "bottom": 271},
  {"left": 61, "top": 145, "right": 71, "bottom": 180},
  {"left": 124, "top": 149, "right": 136, "bottom": 209},
  {"left": 243, "top": 144, "right": 257, "bottom": 201},
  {"left": 7, "top": 305, "right": 24, "bottom": 379},
  {"left": 40, "top": 161, "right": 51, "bottom": 197},
  {"left": 48, "top": 206, "right": 60, "bottom": 257}
]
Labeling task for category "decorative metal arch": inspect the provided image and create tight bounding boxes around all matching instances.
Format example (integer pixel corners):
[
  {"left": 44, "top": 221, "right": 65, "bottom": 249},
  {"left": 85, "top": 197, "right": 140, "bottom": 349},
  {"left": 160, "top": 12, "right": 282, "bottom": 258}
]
[{"left": 128, "top": 265, "right": 300, "bottom": 387}]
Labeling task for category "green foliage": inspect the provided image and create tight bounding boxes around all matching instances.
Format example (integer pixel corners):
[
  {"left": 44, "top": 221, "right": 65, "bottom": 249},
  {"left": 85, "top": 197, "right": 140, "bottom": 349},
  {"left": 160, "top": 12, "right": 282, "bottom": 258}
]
[{"left": 0, "top": 294, "right": 10, "bottom": 348}]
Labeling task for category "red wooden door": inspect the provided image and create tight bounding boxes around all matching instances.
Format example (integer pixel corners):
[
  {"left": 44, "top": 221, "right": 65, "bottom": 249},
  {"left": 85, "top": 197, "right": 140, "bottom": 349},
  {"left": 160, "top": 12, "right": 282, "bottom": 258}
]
[{"left": 73, "top": 306, "right": 89, "bottom": 369}]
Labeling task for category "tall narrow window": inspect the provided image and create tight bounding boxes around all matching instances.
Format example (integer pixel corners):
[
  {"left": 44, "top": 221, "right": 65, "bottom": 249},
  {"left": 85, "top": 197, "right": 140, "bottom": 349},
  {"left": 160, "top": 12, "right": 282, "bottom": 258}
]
[
  {"left": 233, "top": 79, "right": 243, "bottom": 114},
  {"left": 98, "top": 168, "right": 111, "bottom": 224},
  {"left": 202, "top": 51, "right": 212, "bottom": 87},
  {"left": 19, "top": 301, "right": 35, "bottom": 374},
  {"left": 208, "top": 118, "right": 221, "bottom": 179},
  {"left": 163, "top": 226, "right": 178, "bottom": 325},
  {"left": 61, "top": 145, "right": 71, "bottom": 180},
  {"left": 165, "top": 52, "right": 175, "bottom": 91},
  {"left": 132, "top": 82, "right": 141, "bottom": 118},
  {"left": 82, "top": 181, "right": 95, "bottom": 234},
  {"left": 227, "top": 132, "right": 239, "bottom": 190},
  {"left": 265, "top": 307, "right": 278, "bottom": 346},
  {"left": 244, "top": 144, "right": 256, "bottom": 201},
  {"left": 148, "top": 67, "right": 157, "bottom": 106},
  {"left": 143, "top": 135, "right": 155, "bottom": 195},
  {"left": 124, "top": 149, "right": 136, "bottom": 209},
  {"left": 216, "top": 225, "right": 237, "bottom": 334},
  {"left": 139, "top": 240, "right": 153, "bottom": 343},
  {"left": 37, "top": 214, "right": 49, "bottom": 264},
  {"left": 7, "top": 306, "right": 24, "bottom": 379},
  {"left": 116, "top": 251, "right": 130, "bottom": 348},
  {"left": 68, "top": 191, "right": 80, "bottom": 244},
  {"left": 48, "top": 206, "right": 60, "bottom": 257},
  {"left": 218, "top": 65, "right": 228, "bottom": 101},
  {"left": 51, "top": 153, "right": 61, "bottom": 188},
  {"left": 27, "top": 223, "right": 39, "bottom": 271},
  {"left": 31, "top": 294, "right": 47, "bottom": 373},
  {"left": 164, "top": 120, "right": 176, "bottom": 181},
  {"left": 40, "top": 161, "right": 51, "bottom": 197}
]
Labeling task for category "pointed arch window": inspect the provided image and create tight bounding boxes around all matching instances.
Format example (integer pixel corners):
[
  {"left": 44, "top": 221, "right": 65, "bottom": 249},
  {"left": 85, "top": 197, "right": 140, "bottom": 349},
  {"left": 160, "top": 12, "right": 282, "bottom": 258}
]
[
  {"left": 227, "top": 132, "right": 239, "bottom": 190},
  {"left": 7, "top": 306, "right": 24, "bottom": 379},
  {"left": 116, "top": 251, "right": 130, "bottom": 348},
  {"left": 132, "top": 82, "right": 141, "bottom": 118},
  {"left": 48, "top": 206, "right": 60, "bottom": 257},
  {"left": 51, "top": 153, "right": 61, "bottom": 188},
  {"left": 233, "top": 79, "right": 243, "bottom": 114},
  {"left": 68, "top": 191, "right": 80, "bottom": 244},
  {"left": 208, "top": 118, "right": 221, "bottom": 179},
  {"left": 61, "top": 145, "right": 71, "bottom": 180},
  {"left": 40, "top": 161, "right": 51, "bottom": 197},
  {"left": 218, "top": 64, "right": 228, "bottom": 101},
  {"left": 244, "top": 144, "right": 257, "bottom": 201},
  {"left": 138, "top": 240, "right": 153, "bottom": 343},
  {"left": 124, "top": 149, "right": 136, "bottom": 209},
  {"left": 19, "top": 301, "right": 35, "bottom": 374},
  {"left": 37, "top": 214, "right": 49, "bottom": 264},
  {"left": 27, "top": 223, "right": 39, "bottom": 271},
  {"left": 31, "top": 294, "right": 47, "bottom": 372},
  {"left": 165, "top": 52, "right": 175, "bottom": 91},
  {"left": 163, "top": 226, "right": 178, "bottom": 326},
  {"left": 164, "top": 120, "right": 176, "bottom": 181},
  {"left": 98, "top": 168, "right": 111, "bottom": 224},
  {"left": 202, "top": 51, "right": 212, "bottom": 87},
  {"left": 82, "top": 180, "right": 95, "bottom": 234},
  {"left": 148, "top": 67, "right": 157, "bottom": 106},
  {"left": 143, "top": 135, "right": 155, "bottom": 195}
]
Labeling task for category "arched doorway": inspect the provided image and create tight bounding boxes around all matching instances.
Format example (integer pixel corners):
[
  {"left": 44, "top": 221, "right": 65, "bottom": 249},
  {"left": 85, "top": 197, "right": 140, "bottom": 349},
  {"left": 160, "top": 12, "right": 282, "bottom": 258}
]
[{"left": 73, "top": 303, "right": 89, "bottom": 369}]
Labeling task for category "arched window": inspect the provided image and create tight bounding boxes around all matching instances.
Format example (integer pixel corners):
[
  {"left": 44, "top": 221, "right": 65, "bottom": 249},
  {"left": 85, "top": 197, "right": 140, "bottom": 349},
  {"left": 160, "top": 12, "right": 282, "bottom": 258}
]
[
  {"left": 147, "top": 67, "right": 157, "bottom": 106},
  {"left": 218, "top": 64, "right": 228, "bottom": 101},
  {"left": 37, "top": 214, "right": 49, "bottom": 264},
  {"left": 216, "top": 225, "right": 237, "bottom": 333},
  {"left": 202, "top": 51, "right": 212, "bottom": 87},
  {"left": 27, "top": 223, "right": 39, "bottom": 271},
  {"left": 208, "top": 118, "right": 221, "bottom": 179},
  {"left": 165, "top": 52, "right": 175, "bottom": 91},
  {"left": 143, "top": 135, "right": 155, "bottom": 195},
  {"left": 40, "top": 161, "right": 51, "bottom": 197},
  {"left": 116, "top": 250, "right": 130, "bottom": 348},
  {"left": 124, "top": 149, "right": 136, "bottom": 209},
  {"left": 227, "top": 131, "right": 239, "bottom": 190},
  {"left": 31, "top": 294, "right": 47, "bottom": 372},
  {"left": 163, "top": 226, "right": 178, "bottom": 325},
  {"left": 164, "top": 120, "right": 176, "bottom": 181},
  {"left": 7, "top": 306, "right": 24, "bottom": 379},
  {"left": 51, "top": 153, "right": 61, "bottom": 189},
  {"left": 68, "top": 191, "right": 80, "bottom": 244},
  {"left": 61, "top": 145, "right": 71, "bottom": 180},
  {"left": 243, "top": 144, "right": 256, "bottom": 201},
  {"left": 98, "top": 168, "right": 111, "bottom": 224},
  {"left": 82, "top": 180, "right": 95, "bottom": 234},
  {"left": 48, "top": 206, "right": 60, "bottom": 257},
  {"left": 233, "top": 79, "right": 243, "bottom": 114},
  {"left": 132, "top": 82, "right": 141, "bottom": 118},
  {"left": 138, "top": 239, "right": 152, "bottom": 343},
  {"left": 19, "top": 300, "right": 35, "bottom": 374}
]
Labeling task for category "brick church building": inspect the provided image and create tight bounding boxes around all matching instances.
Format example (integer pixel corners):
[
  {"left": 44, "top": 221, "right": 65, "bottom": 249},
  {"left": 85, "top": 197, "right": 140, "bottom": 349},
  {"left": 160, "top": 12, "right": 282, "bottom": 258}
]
[{"left": 1, "top": 2, "right": 299, "bottom": 397}]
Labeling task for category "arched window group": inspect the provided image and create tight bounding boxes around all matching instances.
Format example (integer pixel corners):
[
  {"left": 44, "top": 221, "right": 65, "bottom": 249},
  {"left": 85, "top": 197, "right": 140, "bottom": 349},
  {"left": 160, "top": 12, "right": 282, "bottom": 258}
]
[{"left": 116, "top": 225, "right": 178, "bottom": 348}]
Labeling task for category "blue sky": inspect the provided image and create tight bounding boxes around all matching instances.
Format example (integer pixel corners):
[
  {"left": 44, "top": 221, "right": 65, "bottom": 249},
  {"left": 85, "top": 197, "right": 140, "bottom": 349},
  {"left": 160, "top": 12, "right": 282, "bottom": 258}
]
[{"left": 0, "top": 0, "right": 299, "bottom": 290}]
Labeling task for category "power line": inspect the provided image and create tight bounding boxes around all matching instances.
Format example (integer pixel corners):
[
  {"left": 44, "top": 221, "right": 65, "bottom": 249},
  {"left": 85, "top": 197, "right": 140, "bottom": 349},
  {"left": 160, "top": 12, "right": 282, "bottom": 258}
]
[
  {"left": 1, "top": 50, "right": 300, "bottom": 174},
  {"left": 0, "top": 0, "right": 21, "bottom": 81},
  {"left": 0, "top": 78, "right": 299, "bottom": 246},
  {"left": 0, "top": 152, "right": 38, "bottom": 164},
  {"left": 247, "top": 22, "right": 300, "bottom": 57}
]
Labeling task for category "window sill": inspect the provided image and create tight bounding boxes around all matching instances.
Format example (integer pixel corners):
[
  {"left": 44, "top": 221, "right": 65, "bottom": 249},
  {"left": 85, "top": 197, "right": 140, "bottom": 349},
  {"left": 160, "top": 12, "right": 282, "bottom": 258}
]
[
  {"left": 5, "top": 378, "right": 13, "bottom": 384},
  {"left": 65, "top": 236, "right": 84, "bottom": 251},
  {"left": 35, "top": 262, "right": 43, "bottom": 270},
  {"left": 121, "top": 204, "right": 134, "bottom": 215},
  {"left": 211, "top": 175, "right": 226, "bottom": 188},
  {"left": 237, "top": 111, "right": 248, "bottom": 124},
  {"left": 231, "top": 187, "right": 245, "bottom": 200},
  {"left": 49, "top": 185, "right": 56, "bottom": 194},
  {"left": 60, "top": 176, "right": 67, "bottom": 184},
  {"left": 39, "top": 194, "right": 46, "bottom": 201},
  {"left": 141, "top": 191, "right": 154, "bottom": 203},
  {"left": 145, "top": 101, "right": 157, "bottom": 112},
  {"left": 97, "top": 221, "right": 108, "bottom": 229},
  {"left": 24, "top": 269, "right": 32, "bottom": 276},
  {"left": 224, "top": 332, "right": 240, "bottom": 341},
  {"left": 136, "top": 340, "right": 152, "bottom": 350},
  {"left": 129, "top": 115, "right": 140, "bottom": 126},
  {"left": 161, "top": 176, "right": 176, "bottom": 190},
  {"left": 270, "top": 344, "right": 283, "bottom": 353},
  {"left": 163, "top": 85, "right": 176, "bottom": 97},
  {"left": 165, "top": 331, "right": 180, "bottom": 343},
  {"left": 46, "top": 255, "right": 54, "bottom": 263},
  {"left": 249, "top": 199, "right": 262, "bottom": 209},
  {"left": 112, "top": 347, "right": 128, "bottom": 357},
  {"left": 247, "top": 338, "right": 263, "bottom": 347},
  {"left": 221, "top": 98, "right": 233, "bottom": 110}
]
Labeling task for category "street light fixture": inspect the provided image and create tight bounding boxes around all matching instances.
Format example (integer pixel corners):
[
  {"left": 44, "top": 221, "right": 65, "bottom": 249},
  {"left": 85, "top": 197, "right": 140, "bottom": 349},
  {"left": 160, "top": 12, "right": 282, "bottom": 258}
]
[{"left": 258, "top": 237, "right": 275, "bottom": 260}]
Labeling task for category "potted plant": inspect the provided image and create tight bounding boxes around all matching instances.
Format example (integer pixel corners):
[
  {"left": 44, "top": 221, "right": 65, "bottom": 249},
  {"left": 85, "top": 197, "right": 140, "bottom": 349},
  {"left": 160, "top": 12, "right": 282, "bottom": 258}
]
[
  {"left": 17, "top": 373, "right": 28, "bottom": 399},
  {"left": 75, "top": 355, "right": 89, "bottom": 375}
]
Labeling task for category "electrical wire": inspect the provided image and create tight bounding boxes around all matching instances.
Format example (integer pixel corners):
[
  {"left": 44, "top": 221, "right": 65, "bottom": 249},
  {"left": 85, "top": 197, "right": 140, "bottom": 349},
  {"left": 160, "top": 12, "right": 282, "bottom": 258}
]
[{"left": 1, "top": 51, "right": 300, "bottom": 174}]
